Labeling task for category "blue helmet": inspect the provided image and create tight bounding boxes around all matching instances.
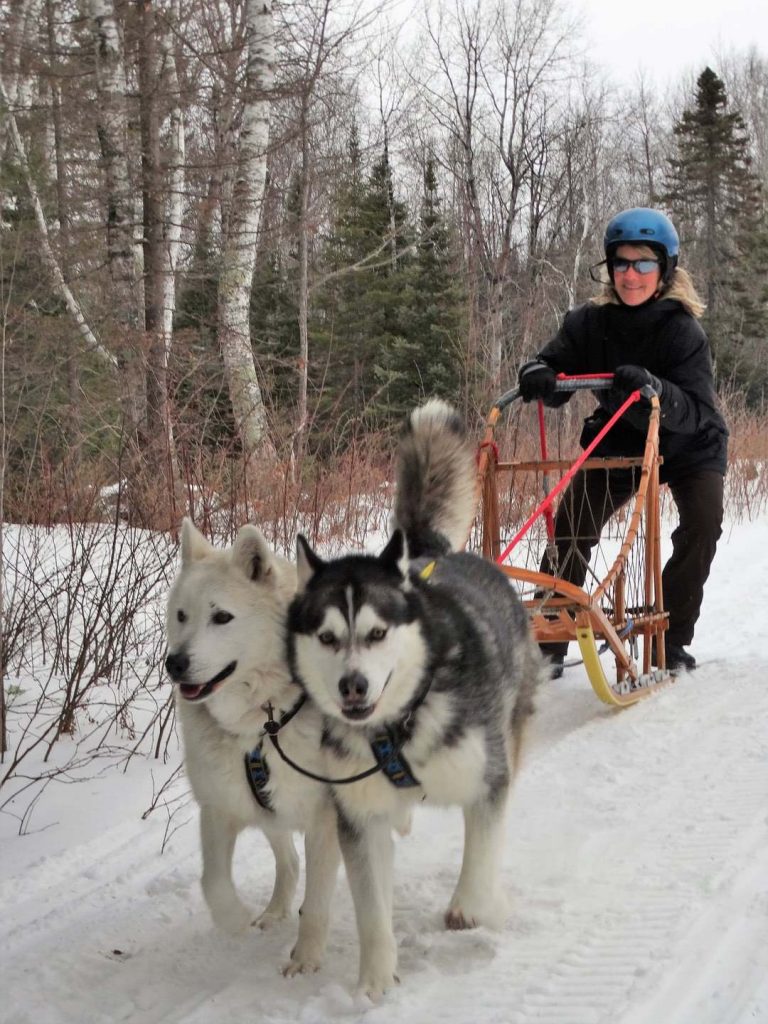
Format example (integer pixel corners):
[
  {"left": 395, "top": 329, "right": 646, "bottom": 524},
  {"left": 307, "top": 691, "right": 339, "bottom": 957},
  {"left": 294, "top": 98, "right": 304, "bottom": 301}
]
[{"left": 603, "top": 208, "right": 679, "bottom": 281}]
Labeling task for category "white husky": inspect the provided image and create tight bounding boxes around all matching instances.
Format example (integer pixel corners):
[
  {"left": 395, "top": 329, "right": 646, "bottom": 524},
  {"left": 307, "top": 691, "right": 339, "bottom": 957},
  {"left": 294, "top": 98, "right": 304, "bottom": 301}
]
[{"left": 164, "top": 518, "right": 339, "bottom": 974}]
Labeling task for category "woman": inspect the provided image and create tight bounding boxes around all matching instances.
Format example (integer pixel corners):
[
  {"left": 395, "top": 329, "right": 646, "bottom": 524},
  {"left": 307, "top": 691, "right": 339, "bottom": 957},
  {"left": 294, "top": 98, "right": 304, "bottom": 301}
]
[{"left": 518, "top": 207, "right": 728, "bottom": 676}]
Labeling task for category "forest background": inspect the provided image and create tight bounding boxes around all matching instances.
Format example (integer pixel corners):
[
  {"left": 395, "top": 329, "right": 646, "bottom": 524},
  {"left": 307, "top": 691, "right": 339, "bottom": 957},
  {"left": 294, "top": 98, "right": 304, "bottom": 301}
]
[
  {"left": 3, "top": 0, "right": 768, "bottom": 526},
  {"left": 2, "top": 1, "right": 768, "bottom": 779}
]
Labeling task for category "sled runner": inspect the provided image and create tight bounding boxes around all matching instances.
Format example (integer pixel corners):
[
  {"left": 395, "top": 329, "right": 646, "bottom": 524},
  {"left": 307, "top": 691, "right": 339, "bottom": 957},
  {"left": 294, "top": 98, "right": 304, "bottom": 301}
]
[{"left": 476, "top": 374, "right": 673, "bottom": 706}]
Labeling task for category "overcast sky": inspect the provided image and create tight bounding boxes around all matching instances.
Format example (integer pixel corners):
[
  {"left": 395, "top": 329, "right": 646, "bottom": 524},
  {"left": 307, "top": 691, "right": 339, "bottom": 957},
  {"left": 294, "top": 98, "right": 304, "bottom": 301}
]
[{"left": 576, "top": 0, "right": 767, "bottom": 86}]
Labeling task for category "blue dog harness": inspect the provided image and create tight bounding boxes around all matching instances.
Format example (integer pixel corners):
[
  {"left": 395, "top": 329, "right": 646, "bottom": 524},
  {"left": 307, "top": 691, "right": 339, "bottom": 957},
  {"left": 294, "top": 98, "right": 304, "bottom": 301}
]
[
  {"left": 261, "top": 700, "right": 425, "bottom": 790},
  {"left": 244, "top": 695, "right": 307, "bottom": 812},
  {"left": 369, "top": 727, "right": 420, "bottom": 788},
  {"left": 244, "top": 742, "right": 273, "bottom": 810}
]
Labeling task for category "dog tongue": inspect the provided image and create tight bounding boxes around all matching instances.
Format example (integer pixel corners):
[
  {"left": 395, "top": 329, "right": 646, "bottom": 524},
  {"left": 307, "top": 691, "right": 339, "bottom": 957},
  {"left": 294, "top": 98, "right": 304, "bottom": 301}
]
[{"left": 181, "top": 683, "right": 204, "bottom": 700}]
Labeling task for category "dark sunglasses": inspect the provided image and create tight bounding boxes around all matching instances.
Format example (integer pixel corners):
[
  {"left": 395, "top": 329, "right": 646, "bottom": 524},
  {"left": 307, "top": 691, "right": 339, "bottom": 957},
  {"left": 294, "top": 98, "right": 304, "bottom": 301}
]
[{"left": 610, "top": 257, "right": 660, "bottom": 275}]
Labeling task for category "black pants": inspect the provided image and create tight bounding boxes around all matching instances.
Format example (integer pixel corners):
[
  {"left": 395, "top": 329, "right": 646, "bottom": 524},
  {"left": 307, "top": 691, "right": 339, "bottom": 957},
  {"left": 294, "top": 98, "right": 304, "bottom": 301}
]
[{"left": 540, "top": 468, "right": 724, "bottom": 658}]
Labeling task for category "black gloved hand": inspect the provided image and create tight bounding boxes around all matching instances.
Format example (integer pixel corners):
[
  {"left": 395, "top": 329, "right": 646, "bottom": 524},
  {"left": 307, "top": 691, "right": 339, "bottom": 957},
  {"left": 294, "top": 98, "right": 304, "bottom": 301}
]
[
  {"left": 613, "top": 364, "right": 662, "bottom": 398},
  {"left": 518, "top": 360, "right": 557, "bottom": 403}
]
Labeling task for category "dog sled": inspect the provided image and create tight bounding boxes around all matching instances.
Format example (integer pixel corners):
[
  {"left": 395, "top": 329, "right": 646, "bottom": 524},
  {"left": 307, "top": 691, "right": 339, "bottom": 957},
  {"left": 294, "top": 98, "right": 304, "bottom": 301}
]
[{"left": 476, "top": 374, "right": 673, "bottom": 707}]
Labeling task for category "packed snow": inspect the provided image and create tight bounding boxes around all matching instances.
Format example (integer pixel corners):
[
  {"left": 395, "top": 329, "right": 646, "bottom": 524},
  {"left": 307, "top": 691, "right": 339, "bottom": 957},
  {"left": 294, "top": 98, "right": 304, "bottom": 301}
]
[{"left": 2, "top": 513, "right": 767, "bottom": 1024}]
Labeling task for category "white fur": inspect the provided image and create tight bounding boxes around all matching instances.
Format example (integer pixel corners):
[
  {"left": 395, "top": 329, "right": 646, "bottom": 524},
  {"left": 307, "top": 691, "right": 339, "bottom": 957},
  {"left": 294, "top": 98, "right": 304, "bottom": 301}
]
[{"left": 166, "top": 518, "right": 340, "bottom": 974}]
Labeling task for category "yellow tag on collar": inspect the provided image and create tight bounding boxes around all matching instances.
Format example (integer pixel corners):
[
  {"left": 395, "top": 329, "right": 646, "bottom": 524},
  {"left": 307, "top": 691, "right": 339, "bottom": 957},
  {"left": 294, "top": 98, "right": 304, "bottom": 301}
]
[{"left": 419, "top": 560, "right": 437, "bottom": 580}]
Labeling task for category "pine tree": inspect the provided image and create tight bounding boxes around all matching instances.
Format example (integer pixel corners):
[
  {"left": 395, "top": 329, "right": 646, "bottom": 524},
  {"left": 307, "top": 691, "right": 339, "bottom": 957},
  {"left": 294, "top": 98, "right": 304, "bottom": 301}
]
[
  {"left": 376, "top": 157, "right": 466, "bottom": 418},
  {"left": 664, "top": 66, "right": 768, "bottom": 400},
  {"left": 250, "top": 246, "right": 300, "bottom": 426},
  {"left": 173, "top": 231, "right": 237, "bottom": 450},
  {"left": 311, "top": 130, "right": 413, "bottom": 444}
]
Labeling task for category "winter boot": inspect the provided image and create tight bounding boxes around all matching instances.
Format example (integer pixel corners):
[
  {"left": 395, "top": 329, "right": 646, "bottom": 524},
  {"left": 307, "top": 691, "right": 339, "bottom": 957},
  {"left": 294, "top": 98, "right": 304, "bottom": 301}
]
[{"left": 652, "top": 639, "right": 696, "bottom": 672}]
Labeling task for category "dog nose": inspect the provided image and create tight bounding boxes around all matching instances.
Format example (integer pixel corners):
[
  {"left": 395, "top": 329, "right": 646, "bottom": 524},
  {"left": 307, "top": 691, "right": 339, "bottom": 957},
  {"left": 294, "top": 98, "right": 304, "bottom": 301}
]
[
  {"left": 339, "top": 671, "right": 368, "bottom": 702},
  {"left": 165, "top": 652, "right": 190, "bottom": 681}
]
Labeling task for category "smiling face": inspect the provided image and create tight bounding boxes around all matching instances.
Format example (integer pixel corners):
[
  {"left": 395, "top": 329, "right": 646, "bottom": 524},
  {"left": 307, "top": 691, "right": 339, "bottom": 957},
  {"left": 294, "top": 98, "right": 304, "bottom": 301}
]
[
  {"left": 289, "top": 535, "right": 428, "bottom": 727},
  {"left": 164, "top": 520, "right": 296, "bottom": 710},
  {"left": 611, "top": 244, "right": 663, "bottom": 306}
]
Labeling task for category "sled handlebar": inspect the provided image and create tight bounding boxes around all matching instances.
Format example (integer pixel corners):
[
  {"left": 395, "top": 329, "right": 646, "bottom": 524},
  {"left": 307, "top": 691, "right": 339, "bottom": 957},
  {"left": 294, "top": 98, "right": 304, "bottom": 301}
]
[{"left": 494, "top": 373, "right": 615, "bottom": 413}]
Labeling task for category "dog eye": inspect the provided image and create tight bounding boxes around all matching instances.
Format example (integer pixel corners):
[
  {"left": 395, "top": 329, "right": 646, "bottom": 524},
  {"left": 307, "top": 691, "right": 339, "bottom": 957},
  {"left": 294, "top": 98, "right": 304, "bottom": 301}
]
[
  {"left": 368, "top": 626, "right": 388, "bottom": 643},
  {"left": 176, "top": 610, "right": 187, "bottom": 623},
  {"left": 318, "top": 631, "right": 336, "bottom": 646},
  {"left": 212, "top": 611, "right": 234, "bottom": 625}
]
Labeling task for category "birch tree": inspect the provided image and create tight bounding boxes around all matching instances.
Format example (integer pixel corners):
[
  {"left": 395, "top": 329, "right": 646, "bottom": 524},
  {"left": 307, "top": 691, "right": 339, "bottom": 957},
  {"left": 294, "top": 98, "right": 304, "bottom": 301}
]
[
  {"left": 158, "top": 7, "right": 185, "bottom": 396},
  {"left": 136, "top": 0, "right": 183, "bottom": 521},
  {"left": 90, "top": 0, "right": 145, "bottom": 437},
  {"left": 217, "top": 0, "right": 276, "bottom": 461},
  {"left": 0, "top": 0, "right": 44, "bottom": 203},
  {"left": 0, "top": 74, "right": 116, "bottom": 369}
]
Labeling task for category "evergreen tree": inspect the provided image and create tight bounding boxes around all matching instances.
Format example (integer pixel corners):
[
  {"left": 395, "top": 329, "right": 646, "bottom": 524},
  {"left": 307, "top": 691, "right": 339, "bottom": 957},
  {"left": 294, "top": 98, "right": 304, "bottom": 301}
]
[
  {"left": 173, "top": 229, "right": 237, "bottom": 450},
  {"left": 1, "top": 156, "right": 120, "bottom": 494},
  {"left": 664, "top": 66, "right": 768, "bottom": 400},
  {"left": 250, "top": 246, "right": 300, "bottom": 429},
  {"left": 376, "top": 157, "right": 466, "bottom": 418},
  {"left": 311, "top": 129, "right": 413, "bottom": 444}
]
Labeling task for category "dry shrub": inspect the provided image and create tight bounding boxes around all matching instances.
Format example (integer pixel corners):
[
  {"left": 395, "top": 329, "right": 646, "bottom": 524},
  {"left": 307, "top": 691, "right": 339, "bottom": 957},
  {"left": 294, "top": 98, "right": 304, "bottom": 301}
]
[
  {"left": 8, "top": 385, "right": 765, "bottom": 539},
  {"left": 717, "top": 387, "right": 768, "bottom": 519}
]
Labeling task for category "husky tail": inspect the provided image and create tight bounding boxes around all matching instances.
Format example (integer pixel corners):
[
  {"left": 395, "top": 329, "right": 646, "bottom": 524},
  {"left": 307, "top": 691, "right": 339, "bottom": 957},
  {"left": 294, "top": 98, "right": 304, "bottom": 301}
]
[{"left": 393, "top": 399, "right": 478, "bottom": 559}]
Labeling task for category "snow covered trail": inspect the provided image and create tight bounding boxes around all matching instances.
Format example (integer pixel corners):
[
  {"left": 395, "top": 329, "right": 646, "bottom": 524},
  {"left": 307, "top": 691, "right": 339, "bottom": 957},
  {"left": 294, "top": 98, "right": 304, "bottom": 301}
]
[
  {"left": 2, "top": 517, "right": 768, "bottom": 1024},
  {"left": 2, "top": 654, "right": 767, "bottom": 1024}
]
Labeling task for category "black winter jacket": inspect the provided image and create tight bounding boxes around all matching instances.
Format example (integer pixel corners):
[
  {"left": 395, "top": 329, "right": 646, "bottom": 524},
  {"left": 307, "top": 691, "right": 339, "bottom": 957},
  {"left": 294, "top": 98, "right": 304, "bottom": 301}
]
[{"left": 536, "top": 298, "right": 728, "bottom": 482}]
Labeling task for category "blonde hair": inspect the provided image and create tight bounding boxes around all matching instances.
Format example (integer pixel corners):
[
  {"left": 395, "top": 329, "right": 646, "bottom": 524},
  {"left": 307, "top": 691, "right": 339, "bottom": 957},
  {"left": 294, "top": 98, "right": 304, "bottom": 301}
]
[{"left": 591, "top": 244, "right": 706, "bottom": 319}]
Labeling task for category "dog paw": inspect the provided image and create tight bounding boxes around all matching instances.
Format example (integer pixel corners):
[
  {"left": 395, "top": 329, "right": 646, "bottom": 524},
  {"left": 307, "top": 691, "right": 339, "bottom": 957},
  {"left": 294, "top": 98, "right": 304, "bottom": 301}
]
[
  {"left": 208, "top": 900, "right": 253, "bottom": 936},
  {"left": 357, "top": 971, "right": 400, "bottom": 1002},
  {"left": 282, "top": 950, "right": 322, "bottom": 977},
  {"left": 393, "top": 808, "right": 413, "bottom": 837},
  {"left": 283, "top": 921, "right": 328, "bottom": 976},
  {"left": 254, "top": 905, "right": 291, "bottom": 930},
  {"left": 444, "top": 895, "right": 506, "bottom": 931},
  {"left": 356, "top": 942, "right": 399, "bottom": 1002},
  {"left": 444, "top": 907, "right": 477, "bottom": 930}
]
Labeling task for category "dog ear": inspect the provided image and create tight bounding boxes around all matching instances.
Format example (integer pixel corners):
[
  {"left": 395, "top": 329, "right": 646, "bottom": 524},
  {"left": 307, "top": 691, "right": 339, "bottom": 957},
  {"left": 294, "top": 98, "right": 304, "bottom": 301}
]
[
  {"left": 296, "top": 534, "right": 323, "bottom": 592},
  {"left": 232, "top": 524, "right": 274, "bottom": 582},
  {"left": 180, "top": 517, "right": 214, "bottom": 565},
  {"left": 379, "top": 528, "right": 409, "bottom": 579}
]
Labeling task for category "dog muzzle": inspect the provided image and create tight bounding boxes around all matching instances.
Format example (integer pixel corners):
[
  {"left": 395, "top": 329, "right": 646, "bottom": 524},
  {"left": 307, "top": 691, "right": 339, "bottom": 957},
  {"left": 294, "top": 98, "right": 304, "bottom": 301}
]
[{"left": 173, "top": 660, "right": 238, "bottom": 702}]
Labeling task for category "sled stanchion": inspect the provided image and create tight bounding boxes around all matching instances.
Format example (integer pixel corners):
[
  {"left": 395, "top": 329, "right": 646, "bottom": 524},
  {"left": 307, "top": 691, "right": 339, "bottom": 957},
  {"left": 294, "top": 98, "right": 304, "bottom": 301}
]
[
  {"left": 537, "top": 401, "right": 556, "bottom": 546},
  {"left": 495, "top": 389, "right": 642, "bottom": 566},
  {"left": 477, "top": 405, "right": 503, "bottom": 561},
  {"left": 477, "top": 374, "right": 673, "bottom": 706}
]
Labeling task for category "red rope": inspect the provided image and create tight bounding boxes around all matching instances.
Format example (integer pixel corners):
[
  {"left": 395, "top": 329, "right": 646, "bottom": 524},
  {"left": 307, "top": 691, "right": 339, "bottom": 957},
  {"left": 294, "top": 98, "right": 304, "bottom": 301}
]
[{"left": 496, "top": 390, "right": 642, "bottom": 565}]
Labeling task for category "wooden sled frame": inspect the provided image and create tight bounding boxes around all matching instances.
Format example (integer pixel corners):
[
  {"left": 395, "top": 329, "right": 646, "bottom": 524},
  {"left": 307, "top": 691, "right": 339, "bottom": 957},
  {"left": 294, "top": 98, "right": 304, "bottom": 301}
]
[{"left": 477, "top": 377, "right": 673, "bottom": 706}]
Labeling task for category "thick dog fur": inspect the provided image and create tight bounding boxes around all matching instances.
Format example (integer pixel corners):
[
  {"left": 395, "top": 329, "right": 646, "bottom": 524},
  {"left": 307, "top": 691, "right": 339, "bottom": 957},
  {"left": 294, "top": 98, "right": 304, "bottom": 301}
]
[
  {"left": 165, "top": 519, "right": 340, "bottom": 974},
  {"left": 287, "top": 399, "right": 546, "bottom": 997}
]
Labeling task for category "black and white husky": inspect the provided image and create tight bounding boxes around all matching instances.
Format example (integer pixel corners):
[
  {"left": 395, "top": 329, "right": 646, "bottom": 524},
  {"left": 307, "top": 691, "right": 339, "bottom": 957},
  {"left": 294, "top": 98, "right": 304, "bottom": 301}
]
[
  {"left": 165, "top": 519, "right": 339, "bottom": 974},
  {"left": 287, "top": 400, "right": 545, "bottom": 997}
]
